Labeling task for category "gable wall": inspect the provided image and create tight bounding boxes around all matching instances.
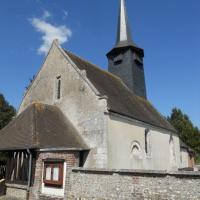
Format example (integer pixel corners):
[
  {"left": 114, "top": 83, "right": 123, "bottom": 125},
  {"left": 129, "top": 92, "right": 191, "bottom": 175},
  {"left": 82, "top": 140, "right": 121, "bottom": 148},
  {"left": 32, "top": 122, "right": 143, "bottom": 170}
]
[
  {"left": 108, "top": 114, "right": 181, "bottom": 170},
  {"left": 18, "top": 42, "right": 108, "bottom": 168}
]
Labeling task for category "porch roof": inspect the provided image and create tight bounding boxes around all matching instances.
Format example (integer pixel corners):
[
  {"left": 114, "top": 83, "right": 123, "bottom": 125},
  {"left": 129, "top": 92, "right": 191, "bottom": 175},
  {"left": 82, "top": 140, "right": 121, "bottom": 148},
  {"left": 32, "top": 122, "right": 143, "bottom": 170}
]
[{"left": 0, "top": 103, "right": 88, "bottom": 151}]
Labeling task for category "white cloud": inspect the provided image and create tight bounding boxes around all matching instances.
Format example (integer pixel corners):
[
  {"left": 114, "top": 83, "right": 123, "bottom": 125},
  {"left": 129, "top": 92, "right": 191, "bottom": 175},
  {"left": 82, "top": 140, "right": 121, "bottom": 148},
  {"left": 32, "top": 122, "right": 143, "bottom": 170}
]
[{"left": 31, "top": 11, "right": 72, "bottom": 55}]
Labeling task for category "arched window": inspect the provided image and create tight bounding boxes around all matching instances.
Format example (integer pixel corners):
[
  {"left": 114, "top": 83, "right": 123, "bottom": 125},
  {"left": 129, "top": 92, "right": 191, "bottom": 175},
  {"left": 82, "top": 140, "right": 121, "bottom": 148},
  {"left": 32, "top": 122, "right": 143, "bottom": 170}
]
[
  {"left": 131, "top": 141, "right": 141, "bottom": 158},
  {"left": 145, "top": 129, "right": 151, "bottom": 155},
  {"left": 169, "top": 135, "right": 176, "bottom": 165}
]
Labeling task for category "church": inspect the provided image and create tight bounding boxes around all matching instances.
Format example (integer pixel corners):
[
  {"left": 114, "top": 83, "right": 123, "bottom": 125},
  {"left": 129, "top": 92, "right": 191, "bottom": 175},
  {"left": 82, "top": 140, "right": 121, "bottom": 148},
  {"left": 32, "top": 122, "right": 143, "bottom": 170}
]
[{"left": 0, "top": 0, "right": 195, "bottom": 199}]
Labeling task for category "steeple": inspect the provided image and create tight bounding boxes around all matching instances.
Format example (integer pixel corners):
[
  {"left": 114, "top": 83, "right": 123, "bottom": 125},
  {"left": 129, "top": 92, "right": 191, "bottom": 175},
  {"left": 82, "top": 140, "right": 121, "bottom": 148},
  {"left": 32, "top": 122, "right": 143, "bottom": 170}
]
[
  {"left": 107, "top": 0, "right": 147, "bottom": 99},
  {"left": 115, "top": 0, "right": 136, "bottom": 48}
]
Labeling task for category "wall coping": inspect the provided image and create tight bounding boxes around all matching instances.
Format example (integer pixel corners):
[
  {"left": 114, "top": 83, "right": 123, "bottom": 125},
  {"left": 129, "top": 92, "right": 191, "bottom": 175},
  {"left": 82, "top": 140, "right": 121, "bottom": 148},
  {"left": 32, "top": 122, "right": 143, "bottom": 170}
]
[
  {"left": 6, "top": 183, "right": 27, "bottom": 190},
  {"left": 72, "top": 167, "right": 200, "bottom": 178}
]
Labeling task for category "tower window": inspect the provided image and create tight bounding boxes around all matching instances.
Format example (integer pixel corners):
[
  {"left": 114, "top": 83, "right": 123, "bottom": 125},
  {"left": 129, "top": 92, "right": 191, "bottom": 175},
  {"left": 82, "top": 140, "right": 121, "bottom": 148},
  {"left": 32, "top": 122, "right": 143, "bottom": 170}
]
[
  {"left": 134, "top": 53, "right": 143, "bottom": 70},
  {"left": 169, "top": 135, "right": 176, "bottom": 165},
  {"left": 135, "top": 60, "right": 143, "bottom": 70},
  {"left": 55, "top": 76, "right": 61, "bottom": 100},
  {"left": 113, "top": 54, "right": 123, "bottom": 65},
  {"left": 114, "top": 60, "right": 122, "bottom": 65}
]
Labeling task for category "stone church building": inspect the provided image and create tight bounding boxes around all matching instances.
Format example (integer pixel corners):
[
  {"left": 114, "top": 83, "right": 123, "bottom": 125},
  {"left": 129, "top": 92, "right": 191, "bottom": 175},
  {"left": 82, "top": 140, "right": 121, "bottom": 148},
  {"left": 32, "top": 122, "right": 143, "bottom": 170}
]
[{"left": 0, "top": 0, "right": 195, "bottom": 199}]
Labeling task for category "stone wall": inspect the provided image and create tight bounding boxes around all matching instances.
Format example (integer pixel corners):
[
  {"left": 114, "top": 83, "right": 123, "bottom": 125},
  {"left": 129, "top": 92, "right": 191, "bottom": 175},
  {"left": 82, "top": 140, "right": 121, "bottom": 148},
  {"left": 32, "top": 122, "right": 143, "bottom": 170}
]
[
  {"left": 6, "top": 184, "right": 27, "bottom": 200},
  {"left": 67, "top": 168, "right": 200, "bottom": 200}
]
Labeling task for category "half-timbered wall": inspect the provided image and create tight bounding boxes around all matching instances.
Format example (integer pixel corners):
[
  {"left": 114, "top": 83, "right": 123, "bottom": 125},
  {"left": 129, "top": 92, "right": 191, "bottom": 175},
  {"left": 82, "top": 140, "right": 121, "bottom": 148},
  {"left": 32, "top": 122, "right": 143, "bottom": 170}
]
[
  {"left": 6, "top": 151, "right": 34, "bottom": 184},
  {"left": 0, "top": 161, "right": 6, "bottom": 179}
]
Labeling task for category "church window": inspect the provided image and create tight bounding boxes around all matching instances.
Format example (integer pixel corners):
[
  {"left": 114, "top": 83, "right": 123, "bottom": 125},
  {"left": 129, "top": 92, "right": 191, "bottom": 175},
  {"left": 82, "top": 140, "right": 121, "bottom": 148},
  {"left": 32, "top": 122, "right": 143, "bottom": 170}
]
[
  {"left": 145, "top": 129, "right": 151, "bottom": 155},
  {"left": 134, "top": 53, "right": 143, "bottom": 70},
  {"left": 131, "top": 141, "right": 141, "bottom": 158},
  {"left": 55, "top": 76, "right": 61, "bottom": 100},
  {"left": 114, "top": 54, "right": 123, "bottom": 65},
  {"left": 114, "top": 60, "right": 122, "bottom": 65},
  {"left": 135, "top": 59, "right": 143, "bottom": 70},
  {"left": 43, "top": 161, "right": 64, "bottom": 187},
  {"left": 169, "top": 135, "right": 176, "bottom": 165}
]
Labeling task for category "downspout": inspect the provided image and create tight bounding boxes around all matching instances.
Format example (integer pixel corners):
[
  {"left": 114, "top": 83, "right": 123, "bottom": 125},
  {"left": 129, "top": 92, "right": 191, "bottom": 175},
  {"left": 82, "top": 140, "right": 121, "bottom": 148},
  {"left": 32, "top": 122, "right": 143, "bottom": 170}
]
[{"left": 26, "top": 149, "right": 32, "bottom": 200}]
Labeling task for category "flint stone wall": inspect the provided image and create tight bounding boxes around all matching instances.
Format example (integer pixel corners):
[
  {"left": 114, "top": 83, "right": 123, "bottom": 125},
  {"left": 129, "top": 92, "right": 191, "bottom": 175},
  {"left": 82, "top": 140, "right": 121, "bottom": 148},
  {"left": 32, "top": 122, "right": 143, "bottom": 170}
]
[{"left": 67, "top": 168, "right": 200, "bottom": 200}]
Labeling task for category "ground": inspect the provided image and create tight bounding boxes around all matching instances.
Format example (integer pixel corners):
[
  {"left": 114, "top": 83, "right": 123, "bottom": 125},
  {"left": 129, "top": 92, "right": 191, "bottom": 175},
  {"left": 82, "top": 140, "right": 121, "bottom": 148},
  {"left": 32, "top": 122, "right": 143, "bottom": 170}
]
[
  {"left": 0, "top": 197, "right": 18, "bottom": 200},
  {"left": 0, "top": 196, "right": 14, "bottom": 200}
]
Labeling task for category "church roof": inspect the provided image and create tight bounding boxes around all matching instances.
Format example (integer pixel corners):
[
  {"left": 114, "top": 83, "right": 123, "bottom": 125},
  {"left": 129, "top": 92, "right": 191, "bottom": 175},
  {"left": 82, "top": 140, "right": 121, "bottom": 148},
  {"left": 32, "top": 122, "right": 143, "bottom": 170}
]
[
  {"left": 65, "top": 50, "right": 176, "bottom": 132},
  {"left": 0, "top": 103, "right": 88, "bottom": 151}
]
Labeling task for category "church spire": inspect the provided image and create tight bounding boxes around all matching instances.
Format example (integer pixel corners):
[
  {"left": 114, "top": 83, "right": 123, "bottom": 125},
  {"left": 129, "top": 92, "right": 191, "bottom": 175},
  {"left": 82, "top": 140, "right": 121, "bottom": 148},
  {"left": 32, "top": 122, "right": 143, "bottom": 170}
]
[
  {"left": 115, "top": 0, "right": 136, "bottom": 48},
  {"left": 107, "top": 0, "right": 147, "bottom": 99}
]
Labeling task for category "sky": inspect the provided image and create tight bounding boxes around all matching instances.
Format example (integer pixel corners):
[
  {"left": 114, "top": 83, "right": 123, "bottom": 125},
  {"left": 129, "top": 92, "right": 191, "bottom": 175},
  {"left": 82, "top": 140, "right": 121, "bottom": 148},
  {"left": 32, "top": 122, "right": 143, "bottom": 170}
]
[{"left": 0, "top": 0, "right": 199, "bottom": 128}]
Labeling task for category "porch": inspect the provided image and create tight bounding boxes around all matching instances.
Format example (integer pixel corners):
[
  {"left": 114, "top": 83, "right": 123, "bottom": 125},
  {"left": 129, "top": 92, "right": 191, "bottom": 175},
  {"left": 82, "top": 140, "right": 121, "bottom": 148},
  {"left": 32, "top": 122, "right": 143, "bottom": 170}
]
[{"left": 0, "top": 103, "right": 88, "bottom": 200}]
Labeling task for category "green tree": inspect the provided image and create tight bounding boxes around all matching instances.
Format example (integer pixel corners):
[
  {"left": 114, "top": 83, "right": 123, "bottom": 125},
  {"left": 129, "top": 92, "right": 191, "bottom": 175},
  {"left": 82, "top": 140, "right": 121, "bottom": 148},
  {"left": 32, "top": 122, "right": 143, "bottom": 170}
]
[
  {"left": 0, "top": 93, "right": 16, "bottom": 130},
  {"left": 0, "top": 93, "right": 16, "bottom": 162},
  {"left": 168, "top": 108, "right": 200, "bottom": 162}
]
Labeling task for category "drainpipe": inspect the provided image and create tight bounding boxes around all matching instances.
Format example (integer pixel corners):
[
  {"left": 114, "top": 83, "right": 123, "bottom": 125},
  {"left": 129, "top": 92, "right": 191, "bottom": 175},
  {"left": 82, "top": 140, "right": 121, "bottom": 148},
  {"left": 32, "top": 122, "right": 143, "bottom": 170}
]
[{"left": 26, "top": 149, "right": 32, "bottom": 200}]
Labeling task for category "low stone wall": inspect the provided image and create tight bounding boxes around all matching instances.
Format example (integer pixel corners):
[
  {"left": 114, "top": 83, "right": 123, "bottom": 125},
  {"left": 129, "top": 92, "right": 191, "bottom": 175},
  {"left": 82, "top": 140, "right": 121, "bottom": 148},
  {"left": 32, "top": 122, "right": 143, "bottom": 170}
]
[
  {"left": 67, "top": 168, "right": 200, "bottom": 200},
  {"left": 6, "top": 184, "right": 27, "bottom": 200}
]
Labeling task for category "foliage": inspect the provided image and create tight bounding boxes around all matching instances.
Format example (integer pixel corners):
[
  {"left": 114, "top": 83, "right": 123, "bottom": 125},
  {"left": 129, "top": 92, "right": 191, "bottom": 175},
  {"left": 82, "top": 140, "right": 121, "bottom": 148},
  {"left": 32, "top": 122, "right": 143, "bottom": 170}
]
[
  {"left": 0, "top": 93, "right": 16, "bottom": 161},
  {"left": 0, "top": 93, "right": 16, "bottom": 130},
  {"left": 168, "top": 108, "right": 200, "bottom": 162}
]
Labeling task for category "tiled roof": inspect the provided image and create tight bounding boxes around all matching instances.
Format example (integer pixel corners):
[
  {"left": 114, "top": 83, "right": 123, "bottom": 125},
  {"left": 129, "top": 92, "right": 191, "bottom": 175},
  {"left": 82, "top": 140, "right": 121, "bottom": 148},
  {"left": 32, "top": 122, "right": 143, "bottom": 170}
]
[{"left": 0, "top": 103, "right": 88, "bottom": 150}]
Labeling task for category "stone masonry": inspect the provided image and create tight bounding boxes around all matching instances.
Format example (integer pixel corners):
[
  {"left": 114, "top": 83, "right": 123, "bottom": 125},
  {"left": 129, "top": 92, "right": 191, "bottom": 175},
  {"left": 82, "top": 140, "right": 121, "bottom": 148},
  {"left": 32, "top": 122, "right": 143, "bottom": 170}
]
[
  {"left": 4, "top": 165, "right": 200, "bottom": 200},
  {"left": 67, "top": 168, "right": 200, "bottom": 200}
]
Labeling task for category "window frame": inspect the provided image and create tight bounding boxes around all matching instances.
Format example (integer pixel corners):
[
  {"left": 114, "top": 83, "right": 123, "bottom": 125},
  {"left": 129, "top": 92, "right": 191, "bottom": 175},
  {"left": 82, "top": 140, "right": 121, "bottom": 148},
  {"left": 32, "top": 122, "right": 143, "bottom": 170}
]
[{"left": 43, "top": 161, "right": 64, "bottom": 187}]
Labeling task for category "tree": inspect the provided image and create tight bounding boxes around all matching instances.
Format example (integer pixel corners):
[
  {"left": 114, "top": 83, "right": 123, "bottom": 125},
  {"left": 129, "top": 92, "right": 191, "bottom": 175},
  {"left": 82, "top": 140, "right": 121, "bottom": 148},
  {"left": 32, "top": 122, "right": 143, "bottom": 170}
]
[
  {"left": 168, "top": 108, "right": 200, "bottom": 162},
  {"left": 0, "top": 93, "right": 16, "bottom": 162},
  {"left": 0, "top": 93, "right": 16, "bottom": 130}
]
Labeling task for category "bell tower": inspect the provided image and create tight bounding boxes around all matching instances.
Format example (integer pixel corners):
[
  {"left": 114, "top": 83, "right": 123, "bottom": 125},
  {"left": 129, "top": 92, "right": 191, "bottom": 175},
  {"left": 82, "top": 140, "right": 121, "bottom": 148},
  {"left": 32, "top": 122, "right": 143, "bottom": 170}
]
[{"left": 107, "top": 0, "right": 147, "bottom": 99}]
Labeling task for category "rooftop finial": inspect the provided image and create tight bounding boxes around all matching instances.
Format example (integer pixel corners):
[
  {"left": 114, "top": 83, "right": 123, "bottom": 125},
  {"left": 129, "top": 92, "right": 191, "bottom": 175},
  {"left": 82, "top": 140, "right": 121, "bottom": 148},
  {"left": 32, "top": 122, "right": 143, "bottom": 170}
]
[{"left": 115, "top": 0, "right": 136, "bottom": 48}]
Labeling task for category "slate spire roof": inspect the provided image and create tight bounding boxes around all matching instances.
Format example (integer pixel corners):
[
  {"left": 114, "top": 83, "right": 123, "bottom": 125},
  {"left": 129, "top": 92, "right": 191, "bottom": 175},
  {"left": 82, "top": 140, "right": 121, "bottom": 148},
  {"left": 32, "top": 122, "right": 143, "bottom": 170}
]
[
  {"left": 107, "top": 0, "right": 144, "bottom": 57},
  {"left": 115, "top": 0, "right": 137, "bottom": 48}
]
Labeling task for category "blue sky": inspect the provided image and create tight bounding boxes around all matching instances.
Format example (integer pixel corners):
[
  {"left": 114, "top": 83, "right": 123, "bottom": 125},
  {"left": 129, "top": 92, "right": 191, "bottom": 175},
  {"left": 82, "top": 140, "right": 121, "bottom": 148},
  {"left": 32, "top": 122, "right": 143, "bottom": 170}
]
[{"left": 0, "top": 0, "right": 199, "bottom": 128}]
